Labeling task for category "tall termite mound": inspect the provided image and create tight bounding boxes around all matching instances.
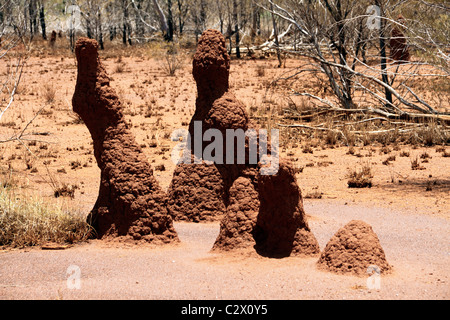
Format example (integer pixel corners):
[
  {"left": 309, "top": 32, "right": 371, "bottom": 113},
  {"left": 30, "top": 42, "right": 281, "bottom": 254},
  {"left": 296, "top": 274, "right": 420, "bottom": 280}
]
[
  {"left": 167, "top": 29, "right": 239, "bottom": 222},
  {"left": 317, "top": 220, "right": 392, "bottom": 276},
  {"left": 252, "top": 161, "right": 320, "bottom": 257},
  {"left": 390, "top": 15, "right": 410, "bottom": 64},
  {"left": 72, "top": 38, "right": 178, "bottom": 244},
  {"left": 168, "top": 29, "right": 319, "bottom": 257}
]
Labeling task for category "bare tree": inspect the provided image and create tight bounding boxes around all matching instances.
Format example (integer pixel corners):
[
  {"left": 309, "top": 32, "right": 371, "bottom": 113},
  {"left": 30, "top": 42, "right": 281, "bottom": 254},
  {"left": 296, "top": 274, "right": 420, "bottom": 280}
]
[
  {"left": 269, "top": 0, "right": 281, "bottom": 66},
  {"left": 176, "top": 0, "right": 190, "bottom": 35},
  {"left": 257, "top": 0, "right": 449, "bottom": 118},
  {"left": 79, "top": 0, "right": 108, "bottom": 49},
  {"left": 0, "top": 1, "right": 35, "bottom": 144},
  {"left": 191, "top": 0, "right": 208, "bottom": 43},
  {"left": 38, "top": 0, "right": 46, "bottom": 40}
]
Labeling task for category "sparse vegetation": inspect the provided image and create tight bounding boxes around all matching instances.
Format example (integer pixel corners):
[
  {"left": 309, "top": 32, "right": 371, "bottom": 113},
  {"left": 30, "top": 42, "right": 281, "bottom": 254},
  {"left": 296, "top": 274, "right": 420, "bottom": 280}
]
[
  {"left": 411, "top": 156, "right": 426, "bottom": 170},
  {"left": 159, "top": 44, "right": 184, "bottom": 77},
  {"left": 347, "top": 163, "right": 373, "bottom": 188},
  {"left": 114, "top": 62, "right": 126, "bottom": 74},
  {"left": 42, "top": 83, "right": 56, "bottom": 103},
  {"left": 400, "top": 151, "right": 410, "bottom": 157},
  {"left": 0, "top": 187, "right": 91, "bottom": 248},
  {"left": 255, "top": 65, "right": 266, "bottom": 77},
  {"left": 304, "top": 189, "right": 323, "bottom": 199},
  {"left": 53, "top": 183, "right": 79, "bottom": 199}
]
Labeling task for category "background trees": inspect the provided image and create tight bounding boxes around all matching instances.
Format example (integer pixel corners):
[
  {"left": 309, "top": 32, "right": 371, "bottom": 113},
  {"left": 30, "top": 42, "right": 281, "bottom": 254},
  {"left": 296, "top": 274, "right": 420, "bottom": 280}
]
[
  {"left": 0, "top": 0, "right": 448, "bottom": 124},
  {"left": 0, "top": 1, "right": 32, "bottom": 142},
  {"left": 257, "top": 0, "right": 449, "bottom": 118}
]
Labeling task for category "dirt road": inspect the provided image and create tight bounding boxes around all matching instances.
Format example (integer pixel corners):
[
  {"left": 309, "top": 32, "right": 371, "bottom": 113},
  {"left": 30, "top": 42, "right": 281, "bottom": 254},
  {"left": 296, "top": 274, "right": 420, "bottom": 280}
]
[{"left": 1, "top": 200, "right": 448, "bottom": 300}]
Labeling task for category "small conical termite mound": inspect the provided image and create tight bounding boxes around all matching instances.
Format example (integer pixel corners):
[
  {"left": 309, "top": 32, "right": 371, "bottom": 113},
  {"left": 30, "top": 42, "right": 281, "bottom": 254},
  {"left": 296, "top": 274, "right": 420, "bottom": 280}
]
[
  {"left": 72, "top": 38, "right": 178, "bottom": 244},
  {"left": 317, "top": 220, "right": 392, "bottom": 276},
  {"left": 212, "top": 177, "right": 260, "bottom": 251},
  {"left": 169, "top": 29, "right": 319, "bottom": 257},
  {"left": 168, "top": 161, "right": 226, "bottom": 222}
]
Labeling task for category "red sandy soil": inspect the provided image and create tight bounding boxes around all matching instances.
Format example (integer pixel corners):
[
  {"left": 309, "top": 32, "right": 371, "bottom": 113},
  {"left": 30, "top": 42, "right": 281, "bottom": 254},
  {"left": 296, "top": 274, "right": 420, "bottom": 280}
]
[
  {"left": 0, "top": 51, "right": 449, "bottom": 299},
  {"left": 0, "top": 201, "right": 448, "bottom": 300}
]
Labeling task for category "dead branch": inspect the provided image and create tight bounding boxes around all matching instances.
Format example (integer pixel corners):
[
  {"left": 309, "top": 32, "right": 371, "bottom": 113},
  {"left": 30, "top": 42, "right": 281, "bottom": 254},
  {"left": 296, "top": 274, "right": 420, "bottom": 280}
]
[{"left": 0, "top": 106, "right": 54, "bottom": 144}]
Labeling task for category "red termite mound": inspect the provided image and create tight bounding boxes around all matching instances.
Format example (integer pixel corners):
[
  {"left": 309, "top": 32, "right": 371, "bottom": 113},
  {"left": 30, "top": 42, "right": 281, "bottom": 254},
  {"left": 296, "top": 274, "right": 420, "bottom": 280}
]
[
  {"left": 72, "top": 38, "right": 178, "bottom": 244},
  {"left": 49, "top": 31, "right": 57, "bottom": 47},
  {"left": 168, "top": 29, "right": 319, "bottom": 257},
  {"left": 390, "top": 15, "right": 410, "bottom": 64},
  {"left": 253, "top": 161, "right": 321, "bottom": 257},
  {"left": 167, "top": 30, "right": 243, "bottom": 222},
  {"left": 317, "top": 220, "right": 392, "bottom": 276}
]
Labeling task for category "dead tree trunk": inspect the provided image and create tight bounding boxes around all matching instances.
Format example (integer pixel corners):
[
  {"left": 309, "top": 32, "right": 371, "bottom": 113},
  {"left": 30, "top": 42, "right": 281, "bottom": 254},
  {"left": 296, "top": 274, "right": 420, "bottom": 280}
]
[
  {"left": 28, "top": 0, "right": 38, "bottom": 39},
  {"left": 233, "top": 0, "right": 240, "bottom": 58},
  {"left": 270, "top": 2, "right": 282, "bottom": 67},
  {"left": 153, "top": 0, "right": 169, "bottom": 38},
  {"left": 98, "top": 10, "right": 104, "bottom": 50},
  {"left": 38, "top": 1, "right": 46, "bottom": 40},
  {"left": 177, "top": 0, "right": 187, "bottom": 35},
  {"left": 375, "top": 0, "right": 393, "bottom": 108},
  {"left": 166, "top": 0, "right": 174, "bottom": 41},
  {"left": 251, "top": 3, "right": 260, "bottom": 43}
]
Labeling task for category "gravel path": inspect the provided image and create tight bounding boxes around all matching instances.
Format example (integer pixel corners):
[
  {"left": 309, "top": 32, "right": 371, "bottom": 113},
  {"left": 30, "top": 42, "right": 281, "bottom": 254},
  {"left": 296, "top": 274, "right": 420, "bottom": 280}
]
[{"left": 0, "top": 201, "right": 448, "bottom": 300}]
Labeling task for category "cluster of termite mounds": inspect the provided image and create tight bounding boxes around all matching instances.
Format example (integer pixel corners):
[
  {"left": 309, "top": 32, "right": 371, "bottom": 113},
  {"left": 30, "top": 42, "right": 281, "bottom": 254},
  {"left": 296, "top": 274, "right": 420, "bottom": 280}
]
[
  {"left": 72, "top": 30, "right": 392, "bottom": 275},
  {"left": 167, "top": 29, "right": 319, "bottom": 258}
]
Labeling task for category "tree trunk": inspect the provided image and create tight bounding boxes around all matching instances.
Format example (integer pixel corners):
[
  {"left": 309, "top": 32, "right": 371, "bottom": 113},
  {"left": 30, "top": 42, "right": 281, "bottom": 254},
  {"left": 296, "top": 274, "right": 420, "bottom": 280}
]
[
  {"left": 86, "top": 13, "right": 93, "bottom": 39},
  {"left": 216, "top": 1, "right": 224, "bottom": 34},
  {"left": 134, "top": 0, "right": 145, "bottom": 39},
  {"left": 122, "top": 6, "right": 128, "bottom": 45},
  {"left": 166, "top": 0, "right": 174, "bottom": 41},
  {"left": 152, "top": 0, "right": 169, "bottom": 36},
  {"left": 98, "top": 10, "right": 104, "bottom": 50},
  {"left": 200, "top": 0, "right": 206, "bottom": 31},
  {"left": 39, "top": 1, "right": 46, "bottom": 40},
  {"left": 28, "top": 0, "right": 38, "bottom": 38},
  {"left": 177, "top": 0, "right": 183, "bottom": 34},
  {"left": 251, "top": 3, "right": 259, "bottom": 43},
  {"left": 375, "top": 0, "right": 393, "bottom": 107},
  {"left": 121, "top": 0, "right": 132, "bottom": 45},
  {"left": 270, "top": 3, "right": 281, "bottom": 67},
  {"left": 109, "top": 26, "right": 115, "bottom": 41},
  {"left": 233, "top": 0, "right": 240, "bottom": 58}
]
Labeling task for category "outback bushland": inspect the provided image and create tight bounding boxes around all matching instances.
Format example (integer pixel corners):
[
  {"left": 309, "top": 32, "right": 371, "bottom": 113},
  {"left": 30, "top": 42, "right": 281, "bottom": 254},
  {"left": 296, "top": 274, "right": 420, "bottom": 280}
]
[
  {"left": 0, "top": 0, "right": 447, "bottom": 259},
  {"left": 0, "top": 0, "right": 448, "bottom": 301}
]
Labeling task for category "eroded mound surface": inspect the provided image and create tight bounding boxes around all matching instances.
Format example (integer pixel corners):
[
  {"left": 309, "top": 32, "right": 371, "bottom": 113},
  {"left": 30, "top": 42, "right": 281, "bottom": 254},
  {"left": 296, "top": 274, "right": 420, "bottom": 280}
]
[
  {"left": 72, "top": 38, "right": 178, "bottom": 244},
  {"left": 168, "top": 162, "right": 226, "bottom": 222},
  {"left": 317, "top": 220, "right": 392, "bottom": 276},
  {"left": 169, "top": 29, "right": 319, "bottom": 257}
]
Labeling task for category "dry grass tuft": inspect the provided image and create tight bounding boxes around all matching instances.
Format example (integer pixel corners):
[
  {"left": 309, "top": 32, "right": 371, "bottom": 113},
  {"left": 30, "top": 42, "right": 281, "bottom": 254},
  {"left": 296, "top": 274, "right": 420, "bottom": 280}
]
[
  {"left": 255, "top": 65, "right": 266, "bottom": 77},
  {"left": 411, "top": 156, "right": 426, "bottom": 170},
  {"left": 42, "top": 83, "right": 56, "bottom": 103},
  {"left": 0, "top": 187, "right": 91, "bottom": 248},
  {"left": 347, "top": 163, "right": 373, "bottom": 188}
]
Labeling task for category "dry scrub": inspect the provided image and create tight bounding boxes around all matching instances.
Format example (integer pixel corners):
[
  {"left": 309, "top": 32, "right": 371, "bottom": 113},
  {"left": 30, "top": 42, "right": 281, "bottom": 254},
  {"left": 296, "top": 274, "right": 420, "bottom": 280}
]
[
  {"left": 0, "top": 187, "right": 91, "bottom": 248},
  {"left": 347, "top": 163, "right": 373, "bottom": 188}
]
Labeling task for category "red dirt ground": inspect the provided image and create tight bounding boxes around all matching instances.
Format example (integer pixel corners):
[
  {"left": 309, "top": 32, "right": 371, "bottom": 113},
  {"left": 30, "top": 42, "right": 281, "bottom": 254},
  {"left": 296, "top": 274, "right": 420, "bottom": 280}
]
[{"left": 0, "top": 45, "right": 448, "bottom": 299}]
